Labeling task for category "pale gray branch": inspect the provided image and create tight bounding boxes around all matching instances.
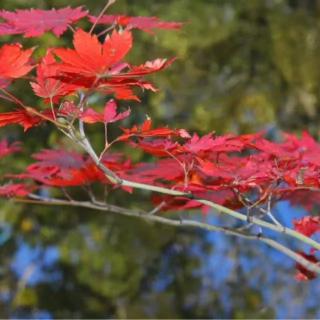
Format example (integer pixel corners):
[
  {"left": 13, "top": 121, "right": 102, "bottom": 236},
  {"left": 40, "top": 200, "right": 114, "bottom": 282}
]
[{"left": 17, "top": 195, "right": 320, "bottom": 275}]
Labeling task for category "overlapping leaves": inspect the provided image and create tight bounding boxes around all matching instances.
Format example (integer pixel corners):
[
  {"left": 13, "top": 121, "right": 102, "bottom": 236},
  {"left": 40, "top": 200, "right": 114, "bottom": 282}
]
[{"left": 0, "top": 3, "right": 319, "bottom": 283}]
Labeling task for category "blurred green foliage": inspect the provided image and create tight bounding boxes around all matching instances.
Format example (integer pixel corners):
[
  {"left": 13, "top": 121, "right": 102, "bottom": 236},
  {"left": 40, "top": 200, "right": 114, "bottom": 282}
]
[{"left": 1, "top": 0, "right": 320, "bottom": 318}]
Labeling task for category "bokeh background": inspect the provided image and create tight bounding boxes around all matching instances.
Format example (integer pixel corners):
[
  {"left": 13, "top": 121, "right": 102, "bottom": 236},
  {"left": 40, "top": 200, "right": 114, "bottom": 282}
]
[{"left": 1, "top": 0, "right": 320, "bottom": 318}]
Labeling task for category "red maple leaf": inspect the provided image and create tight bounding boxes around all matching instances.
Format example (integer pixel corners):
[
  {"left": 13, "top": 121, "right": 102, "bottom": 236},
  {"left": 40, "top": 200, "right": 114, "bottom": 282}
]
[
  {"left": 89, "top": 14, "right": 183, "bottom": 33},
  {"left": 184, "top": 133, "right": 244, "bottom": 154},
  {"left": 103, "top": 99, "right": 131, "bottom": 123},
  {"left": 54, "top": 28, "right": 132, "bottom": 80},
  {"left": 15, "top": 149, "right": 90, "bottom": 187},
  {"left": 80, "top": 99, "right": 130, "bottom": 124},
  {"left": 16, "top": 149, "right": 133, "bottom": 188},
  {"left": 133, "top": 138, "right": 180, "bottom": 156},
  {"left": 30, "top": 51, "right": 77, "bottom": 103},
  {"left": 0, "top": 7, "right": 88, "bottom": 37},
  {"left": 32, "top": 149, "right": 85, "bottom": 169},
  {"left": 0, "top": 44, "right": 34, "bottom": 80},
  {"left": 293, "top": 216, "right": 320, "bottom": 237},
  {"left": 125, "top": 158, "right": 184, "bottom": 185},
  {"left": 53, "top": 29, "right": 174, "bottom": 100},
  {"left": 0, "top": 108, "right": 53, "bottom": 131},
  {"left": 118, "top": 118, "right": 188, "bottom": 141}
]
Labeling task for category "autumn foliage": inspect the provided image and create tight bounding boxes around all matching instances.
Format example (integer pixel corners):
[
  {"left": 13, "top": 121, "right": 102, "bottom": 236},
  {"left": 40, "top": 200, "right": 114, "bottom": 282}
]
[{"left": 0, "top": 3, "right": 319, "bottom": 282}]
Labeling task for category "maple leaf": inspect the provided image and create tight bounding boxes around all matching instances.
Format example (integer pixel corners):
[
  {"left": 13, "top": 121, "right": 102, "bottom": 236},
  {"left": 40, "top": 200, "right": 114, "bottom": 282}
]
[
  {"left": 196, "top": 157, "right": 234, "bottom": 182},
  {"left": 184, "top": 133, "right": 244, "bottom": 154},
  {"left": 113, "top": 58, "right": 176, "bottom": 78},
  {"left": 30, "top": 51, "right": 77, "bottom": 103},
  {"left": 0, "top": 183, "right": 30, "bottom": 197},
  {"left": 80, "top": 99, "right": 130, "bottom": 124},
  {"left": 0, "top": 108, "right": 53, "bottom": 131},
  {"left": 54, "top": 29, "right": 132, "bottom": 80},
  {"left": 0, "top": 139, "right": 21, "bottom": 158},
  {"left": 53, "top": 29, "right": 174, "bottom": 100},
  {"left": 252, "top": 138, "right": 296, "bottom": 160},
  {"left": 103, "top": 99, "right": 130, "bottom": 123},
  {"left": 0, "top": 44, "right": 34, "bottom": 80},
  {"left": 293, "top": 216, "right": 320, "bottom": 237},
  {"left": 118, "top": 118, "right": 187, "bottom": 141},
  {"left": 16, "top": 149, "right": 132, "bottom": 188},
  {"left": 89, "top": 14, "right": 183, "bottom": 33},
  {"left": 16, "top": 149, "right": 89, "bottom": 187},
  {"left": 0, "top": 7, "right": 88, "bottom": 37},
  {"left": 133, "top": 138, "right": 180, "bottom": 156},
  {"left": 79, "top": 109, "right": 103, "bottom": 124},
  {"left": 32, "top": 149, "right": 85, "bottom": 169},
  {"left": 125, "top": 158, "right": 184, "bottom": 185}
]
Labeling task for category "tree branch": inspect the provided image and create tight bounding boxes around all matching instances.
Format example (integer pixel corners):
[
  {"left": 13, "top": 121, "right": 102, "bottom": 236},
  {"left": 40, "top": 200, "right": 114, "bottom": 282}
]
[
  {"left": 64, "top": 123, "right": 320, "bottom": 253},
  {"left": 13, "top": 195, "right": 320, "bottom": 275}
]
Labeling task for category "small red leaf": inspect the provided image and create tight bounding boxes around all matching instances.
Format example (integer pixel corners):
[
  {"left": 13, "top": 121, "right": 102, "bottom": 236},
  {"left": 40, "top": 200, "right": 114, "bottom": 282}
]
[
  {"left": 0, "top": 44, "right": 34, "bottom": 80},
  {"left": 103, "top": 99, "right": 130, "bottom": 123}
]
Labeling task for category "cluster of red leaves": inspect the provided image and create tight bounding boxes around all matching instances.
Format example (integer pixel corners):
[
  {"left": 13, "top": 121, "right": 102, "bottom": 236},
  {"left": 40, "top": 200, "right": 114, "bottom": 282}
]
[
  {"left": 0, "top": 25, "right": 175, "bottom": 129},
  {"left": 9, "top": 128, "right": 320, "bottom": 206},
  {"left": 0, "top": 5, "right": 319, "bottom": 281},
  {"left": 293, "top": 216, "right": 320, "bottom": 280},
  {"left": 0, "top": 8, "right": 182, "bottom": 38},
  {"left": 13, "top": 149, "right": 131, "bottom": 188},
  {"left": 50, "top": 29, "right": 175, "bottom": 101},
  {"left": 52, "top": 99, "right": 130, "bottom": 126}
]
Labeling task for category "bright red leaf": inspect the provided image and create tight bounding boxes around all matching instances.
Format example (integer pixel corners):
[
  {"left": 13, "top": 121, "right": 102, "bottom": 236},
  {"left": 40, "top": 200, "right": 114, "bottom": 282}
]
[
  {"left": 53, "top": 29, "right": 174, "bottom": 100},
  {"left": 0, "top": 108, "right": 53, "bottom": 131},
  {"left": 30, "top": 51, "right": 77, "bottom": 103},
  {"left": 119, "top": 118, "right": 188, "bottom": 141},
  {"left": 0, "top": 44, "right": 34, "bottom": 80},
  {"left": 54, "top": 28, "right": 132, "bottom": 79}
]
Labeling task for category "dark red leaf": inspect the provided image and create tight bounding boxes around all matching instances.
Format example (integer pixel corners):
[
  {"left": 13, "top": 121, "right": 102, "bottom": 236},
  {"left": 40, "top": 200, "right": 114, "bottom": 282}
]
[
  {"left": 89, "top": 14, "right": 183, "bottom": 33},
  {"left": 0, "top": 7, "right": 87, "bottom": 37}
]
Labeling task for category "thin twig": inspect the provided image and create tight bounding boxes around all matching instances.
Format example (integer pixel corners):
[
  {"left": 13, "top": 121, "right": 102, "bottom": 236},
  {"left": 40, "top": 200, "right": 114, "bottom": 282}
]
[{"left": 90, "top": 0, "right": 117, "bottom": 34}]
